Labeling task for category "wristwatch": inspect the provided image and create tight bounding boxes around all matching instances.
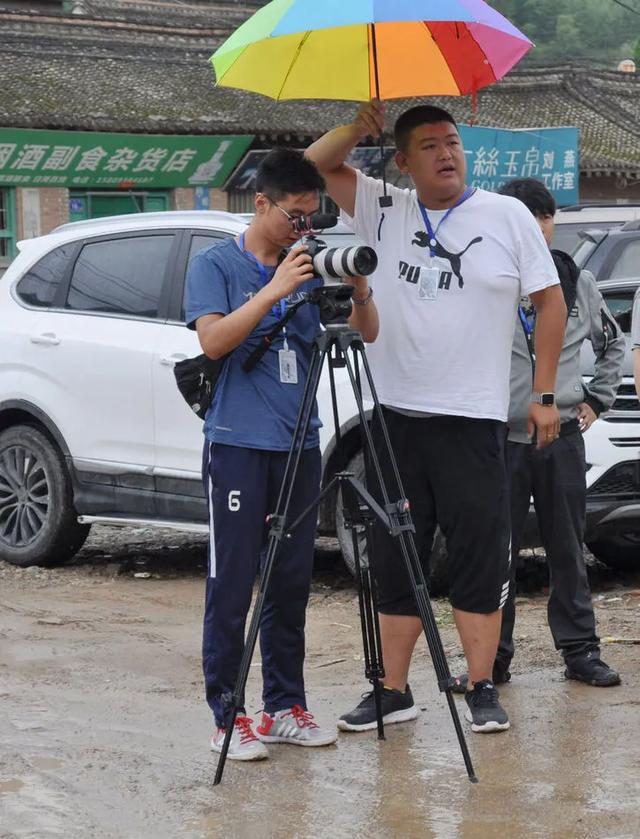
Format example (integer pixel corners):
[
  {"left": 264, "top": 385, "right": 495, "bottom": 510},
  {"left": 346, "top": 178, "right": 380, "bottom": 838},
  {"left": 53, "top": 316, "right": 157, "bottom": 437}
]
[
  {"left": 352, "top": 286, "right": 374, "bottom": 306},
  {"left": 530, "top": 392, "right": 555, "bottom": 406}
]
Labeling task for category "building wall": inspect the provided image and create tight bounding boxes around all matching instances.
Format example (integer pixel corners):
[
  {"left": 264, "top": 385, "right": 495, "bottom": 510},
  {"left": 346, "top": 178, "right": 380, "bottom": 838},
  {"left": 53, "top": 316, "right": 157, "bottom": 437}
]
[
  {"left": 14, "top": 187, "right": 69, "bottom": 239},
  {"left": 40, "top": 188, "right": 70, "bottom": 235},
  {"left": 209, "top": 188, "right": 228, "bottom": 211},
  {"left": 580, "top": 175, "right": 640, "bottom": 203},
  {"left": 172, "top": 187, "right": 228, "bottom": 211},
  {"left": 172, "top": 188, "right": 195, "bottom": 211}
]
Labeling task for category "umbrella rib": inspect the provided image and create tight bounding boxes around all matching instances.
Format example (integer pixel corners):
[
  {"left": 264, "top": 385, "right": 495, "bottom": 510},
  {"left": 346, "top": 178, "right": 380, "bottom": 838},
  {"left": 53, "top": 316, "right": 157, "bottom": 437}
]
[
  {"left": 276, "top": 31, "right": 311, "bottom": 100},
  {"left": 420, "top": 19, "right": 463, "bottom": 97}
]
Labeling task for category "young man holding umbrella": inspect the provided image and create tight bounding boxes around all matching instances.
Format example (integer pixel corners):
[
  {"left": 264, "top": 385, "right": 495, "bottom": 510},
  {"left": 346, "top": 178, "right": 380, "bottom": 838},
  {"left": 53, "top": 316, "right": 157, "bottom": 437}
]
[{"left": 306, "top": 101, "right": 567, "bottom": 733}]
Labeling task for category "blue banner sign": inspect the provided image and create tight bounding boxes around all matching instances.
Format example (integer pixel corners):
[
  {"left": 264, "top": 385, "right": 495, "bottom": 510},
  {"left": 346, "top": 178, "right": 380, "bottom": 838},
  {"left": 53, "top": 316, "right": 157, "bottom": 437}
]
[
  {"left": 224, "top": 126, "right": 579, "bottom": 206},
  {"left": 459, "top": 125, "right": 579, "bottom": 206}
]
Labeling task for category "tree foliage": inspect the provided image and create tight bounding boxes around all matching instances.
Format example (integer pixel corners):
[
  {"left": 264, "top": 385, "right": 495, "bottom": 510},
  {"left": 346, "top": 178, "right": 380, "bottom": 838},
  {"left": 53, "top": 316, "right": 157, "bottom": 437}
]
[{"left": 490, "top": 0, "right": 639, "bottom": 67}]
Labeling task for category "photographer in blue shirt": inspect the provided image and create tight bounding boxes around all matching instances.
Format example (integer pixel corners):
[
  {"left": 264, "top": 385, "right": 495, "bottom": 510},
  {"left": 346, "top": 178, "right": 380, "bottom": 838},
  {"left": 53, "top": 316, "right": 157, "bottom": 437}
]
[{"left": 185, "top": 148, "right": 377, "bottom": 761}]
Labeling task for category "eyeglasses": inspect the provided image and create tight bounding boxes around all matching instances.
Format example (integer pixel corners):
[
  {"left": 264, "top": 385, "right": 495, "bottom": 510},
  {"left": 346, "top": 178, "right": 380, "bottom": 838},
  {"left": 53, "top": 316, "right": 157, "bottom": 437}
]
[{"left": 261, "top": 194, "right": 305, "bottom": 225}]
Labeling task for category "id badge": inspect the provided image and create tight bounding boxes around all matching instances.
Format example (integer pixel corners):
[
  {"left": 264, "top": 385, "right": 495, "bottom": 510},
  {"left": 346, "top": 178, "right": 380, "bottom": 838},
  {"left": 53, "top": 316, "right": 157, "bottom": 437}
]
[
  {"left": 278, "top": 349, "right": 298, "bottom": 384},
  {"left": 418, "top": 266, "right": 440, "bottom": 301}
]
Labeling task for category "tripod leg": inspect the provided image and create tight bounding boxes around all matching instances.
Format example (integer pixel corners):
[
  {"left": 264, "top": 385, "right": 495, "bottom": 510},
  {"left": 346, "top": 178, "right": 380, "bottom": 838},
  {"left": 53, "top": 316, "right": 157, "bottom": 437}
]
[
  {"left": 213, "top": 342, "right": 328, "bottom": 786},
  {"left": 350, "top": 523, "right": 385, "bottom": 740}
]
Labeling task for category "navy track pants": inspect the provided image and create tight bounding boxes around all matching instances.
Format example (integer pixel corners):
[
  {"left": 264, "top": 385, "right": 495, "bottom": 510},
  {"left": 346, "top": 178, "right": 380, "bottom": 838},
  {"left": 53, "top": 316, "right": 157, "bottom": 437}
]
[{"left": 201, "top": 442, "right": 321, "bottom": 728}]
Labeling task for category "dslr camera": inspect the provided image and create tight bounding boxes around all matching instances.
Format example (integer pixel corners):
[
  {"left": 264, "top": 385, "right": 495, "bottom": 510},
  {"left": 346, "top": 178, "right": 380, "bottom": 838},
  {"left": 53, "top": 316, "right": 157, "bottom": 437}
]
[
  {"left": 291, "top": 211, "right": 378, "bottom": 282},
  {"left": 291, "top": 212, "right": 378, "bottom": 324}
]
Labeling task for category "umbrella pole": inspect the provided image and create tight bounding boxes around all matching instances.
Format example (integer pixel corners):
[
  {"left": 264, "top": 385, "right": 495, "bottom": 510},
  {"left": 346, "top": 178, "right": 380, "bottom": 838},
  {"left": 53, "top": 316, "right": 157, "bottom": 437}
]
[{"left": 369, "top": 24, "right": 392, "bottom": 208}]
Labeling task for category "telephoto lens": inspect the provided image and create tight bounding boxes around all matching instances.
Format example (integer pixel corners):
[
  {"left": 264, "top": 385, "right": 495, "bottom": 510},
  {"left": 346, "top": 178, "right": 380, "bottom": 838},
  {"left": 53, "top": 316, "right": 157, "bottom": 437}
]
[{"left": 306, "top": 238, "right": 378, "bottom": 281}]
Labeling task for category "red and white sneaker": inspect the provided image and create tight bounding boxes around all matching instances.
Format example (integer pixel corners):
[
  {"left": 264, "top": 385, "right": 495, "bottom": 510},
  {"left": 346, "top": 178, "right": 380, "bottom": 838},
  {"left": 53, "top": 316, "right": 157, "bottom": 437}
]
[
  {"left": 210, "top": 715, "right": 268, "bottom": 761},
  {"left": 256, "top": 705, "right": 338, "bottom": 747}
]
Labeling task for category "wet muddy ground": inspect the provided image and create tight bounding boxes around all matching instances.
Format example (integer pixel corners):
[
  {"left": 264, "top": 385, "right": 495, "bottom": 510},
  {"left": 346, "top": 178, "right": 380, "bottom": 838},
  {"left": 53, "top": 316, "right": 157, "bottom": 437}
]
[{"left": 1, "top": 526, "right": 640, "bottom": 839}]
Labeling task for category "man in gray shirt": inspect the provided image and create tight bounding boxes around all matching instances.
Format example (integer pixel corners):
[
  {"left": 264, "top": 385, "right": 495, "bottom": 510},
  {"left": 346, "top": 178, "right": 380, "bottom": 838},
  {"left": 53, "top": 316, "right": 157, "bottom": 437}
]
[{"left": 456, "top": 178, "right": 623, "bottom": 688}]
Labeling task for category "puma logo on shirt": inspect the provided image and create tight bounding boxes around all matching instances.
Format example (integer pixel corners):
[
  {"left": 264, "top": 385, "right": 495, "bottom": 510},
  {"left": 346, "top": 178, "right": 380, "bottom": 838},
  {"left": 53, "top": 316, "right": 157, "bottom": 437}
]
[{"left": 411, "top": 232, "right": 483, "bottom": 288}]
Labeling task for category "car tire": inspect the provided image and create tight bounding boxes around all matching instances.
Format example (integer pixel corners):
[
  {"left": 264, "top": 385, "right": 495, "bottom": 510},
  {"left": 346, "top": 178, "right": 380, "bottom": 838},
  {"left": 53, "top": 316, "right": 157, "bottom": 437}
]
[
  {"left": 586, "top": 539, "right": 639, "bottom": 572},
  {"left": 336, "top": 451, "right": 449, "bottom": 596},
  {"left": 0, "top": 424, "right": 90, "bottom": 567}
]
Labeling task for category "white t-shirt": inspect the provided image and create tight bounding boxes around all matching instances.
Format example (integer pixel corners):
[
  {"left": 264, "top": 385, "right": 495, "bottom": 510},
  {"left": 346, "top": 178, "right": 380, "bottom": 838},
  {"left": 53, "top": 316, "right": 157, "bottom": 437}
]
[{"left": 342, "top": 171, "right": 559, "bottom": 421}]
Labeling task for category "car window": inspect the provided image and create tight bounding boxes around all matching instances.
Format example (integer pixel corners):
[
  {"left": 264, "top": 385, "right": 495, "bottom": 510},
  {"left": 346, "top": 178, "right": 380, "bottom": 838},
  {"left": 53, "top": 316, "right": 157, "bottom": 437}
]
[
  {"left": 181, "top": 231, "right": 233, "bottom": 321},
  {"left": 601, "top": 289, "right": 635, "bottom": 334},
  {"left": 608, "top": 240, "right": 640, "bottom": 281},
  {"left": 571, "top": 237, "right": 597, "bottom": 268},
  {"left": 66, "top": 235, "right": 173, "bottom": 318},
  {"left": 188, "top": 233, "right": 230, "bottom": 264},
  {"left": 15, "top": 243, "right": 76, "bottom": 308},
  {"left": 553, "top": 221, "right": 621, "bottom": 255}
]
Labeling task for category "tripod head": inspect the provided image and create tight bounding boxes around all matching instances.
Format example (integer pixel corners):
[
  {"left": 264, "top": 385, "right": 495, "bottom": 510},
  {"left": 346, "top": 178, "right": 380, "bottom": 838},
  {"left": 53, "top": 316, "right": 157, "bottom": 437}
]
[
  {"left": 242, "top": 283, "right": 357, "bottom": 372},
  {"left": 307, "top": 283, "right": 354, "bottom": 326}
]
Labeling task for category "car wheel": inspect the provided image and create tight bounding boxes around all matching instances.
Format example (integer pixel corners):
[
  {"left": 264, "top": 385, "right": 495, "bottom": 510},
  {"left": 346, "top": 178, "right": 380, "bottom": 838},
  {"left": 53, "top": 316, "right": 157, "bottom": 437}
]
[
  {"left": 586, "top": 539, "right": 639, "bottom": 572},
  {"left": 0, "top": 424, "right": 90, "bottom": 567},
  {"left": 336, "top": 451, "right": 449, "bottom": 596}
]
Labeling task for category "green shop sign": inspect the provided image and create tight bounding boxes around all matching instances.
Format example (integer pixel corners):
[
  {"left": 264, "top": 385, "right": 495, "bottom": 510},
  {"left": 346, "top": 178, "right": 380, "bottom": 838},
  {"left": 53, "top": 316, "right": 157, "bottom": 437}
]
[{"left": 0, "top": 129, "right": 253, "bottom": 189}]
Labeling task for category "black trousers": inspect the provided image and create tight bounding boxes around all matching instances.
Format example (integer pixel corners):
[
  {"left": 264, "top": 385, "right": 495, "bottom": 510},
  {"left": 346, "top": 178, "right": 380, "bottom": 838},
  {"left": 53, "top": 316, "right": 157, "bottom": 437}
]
[
  {"left": 498, "top": 425, "right": 600, "bottom": 666},
  {"left": 367, "top": 408, "right": 511, "bottom": 616}
]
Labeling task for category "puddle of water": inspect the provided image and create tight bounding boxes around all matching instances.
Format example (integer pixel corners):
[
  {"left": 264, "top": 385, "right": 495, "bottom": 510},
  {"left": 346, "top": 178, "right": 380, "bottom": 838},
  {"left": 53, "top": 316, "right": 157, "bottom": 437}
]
[
  {"left": 32, "top": 757, "right": 65, "bottom": 770},
  {"left": 0, "top": 778, "right": 25, "bottom": 794}
]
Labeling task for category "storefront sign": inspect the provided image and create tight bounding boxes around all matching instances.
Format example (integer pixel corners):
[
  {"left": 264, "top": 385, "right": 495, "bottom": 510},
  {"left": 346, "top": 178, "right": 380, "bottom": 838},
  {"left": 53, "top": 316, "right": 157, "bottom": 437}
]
[
  {"left": 0, "top": 129, "right": 254, "bottom": 189},
  {"left": 224, "top": 126, "right": 579, "bottom": 205},
  {"left": 460, "top": 125, "right": 579, "bottom": 205}
]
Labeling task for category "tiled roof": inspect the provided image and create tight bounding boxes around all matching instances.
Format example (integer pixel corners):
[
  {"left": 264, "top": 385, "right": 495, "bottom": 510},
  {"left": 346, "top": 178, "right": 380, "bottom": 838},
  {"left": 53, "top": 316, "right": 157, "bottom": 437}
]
[{"left": 0, "top": 4, "right": 639, "bottom": 177}]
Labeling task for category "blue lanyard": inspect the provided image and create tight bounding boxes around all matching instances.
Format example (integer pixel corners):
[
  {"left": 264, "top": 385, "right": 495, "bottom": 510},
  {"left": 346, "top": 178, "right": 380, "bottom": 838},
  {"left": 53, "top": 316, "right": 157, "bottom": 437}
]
[
  {"left": 418, "top": 187, "right": 475, "bottom": 257},
  {"left": 518, "top": 305, "right": 536, "bottom": 336},
  {"left": 239, "top": 233, "right": 286, "bottom": 319}
]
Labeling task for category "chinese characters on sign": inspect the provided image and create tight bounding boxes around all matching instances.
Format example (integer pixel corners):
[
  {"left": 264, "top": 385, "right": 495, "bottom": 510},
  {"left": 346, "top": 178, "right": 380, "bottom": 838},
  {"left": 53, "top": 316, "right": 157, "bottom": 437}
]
[
  {"left": 459, "top": 125, "right": 579, "bottom": 205},
  {"left": 0, "top": 129, "right": 254, "bottom": 189}
]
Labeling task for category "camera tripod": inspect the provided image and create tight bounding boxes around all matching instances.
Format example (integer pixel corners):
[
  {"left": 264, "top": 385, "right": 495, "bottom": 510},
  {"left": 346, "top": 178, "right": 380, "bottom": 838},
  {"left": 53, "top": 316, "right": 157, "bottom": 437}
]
[{"left": 213, "top": 315, "right": 477, "bottom": 786}]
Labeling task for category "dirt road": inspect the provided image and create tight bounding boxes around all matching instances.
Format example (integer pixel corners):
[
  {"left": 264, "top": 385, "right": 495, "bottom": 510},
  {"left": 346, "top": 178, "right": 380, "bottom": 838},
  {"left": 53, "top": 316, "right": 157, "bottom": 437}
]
[{"left": 1, "top": 526, "right": 639, "bottom": 839}]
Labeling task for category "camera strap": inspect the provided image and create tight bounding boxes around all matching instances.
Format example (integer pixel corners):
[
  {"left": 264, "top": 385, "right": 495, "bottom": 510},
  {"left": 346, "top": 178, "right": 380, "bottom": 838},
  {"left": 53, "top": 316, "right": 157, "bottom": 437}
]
[{"left": 242, "top": 294, "right": 309, "bottom": 374}]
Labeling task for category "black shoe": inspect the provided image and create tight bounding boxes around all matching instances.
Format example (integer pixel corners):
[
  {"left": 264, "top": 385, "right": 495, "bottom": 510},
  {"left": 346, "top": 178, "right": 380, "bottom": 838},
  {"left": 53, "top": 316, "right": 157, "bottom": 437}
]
[
  {"left": 492, "top": 660, "right": 512, "bottom": 686},
  {"left": 450, "top": 675, "right": 469, "bottom": 695},
  {"left": 337, "top": 684, "right": 418, "bottom": 732},
  {"left": 564, "top": 651, "right": 621, "bottom": 687},
  {"left": 450, "top": 662, "right": 511, "bottom": 696},
  {"left": 464, "top": 680, "right": 510, "bottom": 733}
]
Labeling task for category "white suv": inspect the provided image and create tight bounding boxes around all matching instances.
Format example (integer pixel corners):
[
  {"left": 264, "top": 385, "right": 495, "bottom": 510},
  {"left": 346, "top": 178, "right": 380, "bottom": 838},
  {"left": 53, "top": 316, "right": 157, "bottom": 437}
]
[
  {"left": 0, "top": 211, "right": 365, "bottom": 568},
  {"left": 0, "top": 212, "right": 638, "bottom": 576}
]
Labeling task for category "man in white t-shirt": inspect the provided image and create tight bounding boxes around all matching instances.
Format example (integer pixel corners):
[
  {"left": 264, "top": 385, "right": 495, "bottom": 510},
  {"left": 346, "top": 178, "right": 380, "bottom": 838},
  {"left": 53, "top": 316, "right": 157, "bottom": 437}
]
[{"left": 306, "top": 101, "right": 566, "bottom": 733}]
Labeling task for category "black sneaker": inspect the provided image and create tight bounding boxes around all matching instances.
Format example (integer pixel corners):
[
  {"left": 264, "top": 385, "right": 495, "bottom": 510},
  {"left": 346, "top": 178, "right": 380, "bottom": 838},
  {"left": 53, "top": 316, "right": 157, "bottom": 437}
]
[
  {"left": 450, "top": 675, "right": 469, "bottom": 695},
  {"left": 464, "top": 680, "right": 510, "bottom": 733},
  {"left": 450, "top": 662, "right": 511, "bottom": 695},
  {"left": 492, "top": 660, "right": 512, "bottom": 686},
  {"left": 337, "top": 684, "right": 418, "bottom": 732},
  {"left": 564, "top": 651, "right": 621, "bottom": 687}
]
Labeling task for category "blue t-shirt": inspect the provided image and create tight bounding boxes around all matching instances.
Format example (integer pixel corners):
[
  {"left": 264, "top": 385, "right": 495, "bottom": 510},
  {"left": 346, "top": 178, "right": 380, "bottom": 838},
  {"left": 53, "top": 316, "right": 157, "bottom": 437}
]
[{"left": 185, "top": 238, "right": 322, "bottom": 451}]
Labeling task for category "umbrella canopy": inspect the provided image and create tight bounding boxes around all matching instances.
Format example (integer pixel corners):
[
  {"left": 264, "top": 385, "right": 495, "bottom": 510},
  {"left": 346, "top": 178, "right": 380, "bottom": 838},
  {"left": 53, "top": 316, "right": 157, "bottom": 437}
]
[{"left": 211, "top": 0, "right": 533, "bottom": 102}]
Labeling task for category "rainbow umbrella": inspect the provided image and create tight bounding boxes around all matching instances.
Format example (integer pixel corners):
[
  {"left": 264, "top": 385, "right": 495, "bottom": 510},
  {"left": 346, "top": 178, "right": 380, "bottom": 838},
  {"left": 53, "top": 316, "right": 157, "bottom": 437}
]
[{"left": 210, "top": 0, "right": 533, "bottom": 102}]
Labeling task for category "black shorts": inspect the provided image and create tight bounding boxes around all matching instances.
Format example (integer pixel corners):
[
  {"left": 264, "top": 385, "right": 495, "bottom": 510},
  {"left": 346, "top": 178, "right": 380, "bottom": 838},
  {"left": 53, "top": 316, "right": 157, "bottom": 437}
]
[{"left": 366, "top": 407, "right": 511, "bottom": 615}]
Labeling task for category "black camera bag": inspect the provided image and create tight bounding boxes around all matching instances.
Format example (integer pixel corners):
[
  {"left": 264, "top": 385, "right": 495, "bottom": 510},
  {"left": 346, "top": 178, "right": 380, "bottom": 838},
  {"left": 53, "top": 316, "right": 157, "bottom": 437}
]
[{"left": 173, "top": 354, "right": 226, "bottom": 420}]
